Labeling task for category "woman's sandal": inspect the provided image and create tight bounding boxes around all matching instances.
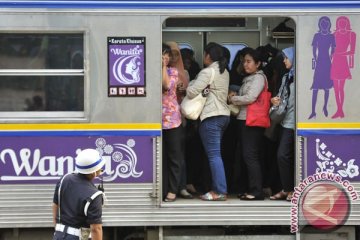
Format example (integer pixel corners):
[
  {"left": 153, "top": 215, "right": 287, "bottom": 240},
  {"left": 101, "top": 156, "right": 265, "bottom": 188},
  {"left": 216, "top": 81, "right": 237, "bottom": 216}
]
[
  {"left": 164, "top": 193, "right": 176, "bottom": 202},
  {"left": 200, "top": 191, "right": 227, "bottom": 201},
  {"left": 240, "top": 194, "right": 265, "bottom": 201},
  {"left": 270, "top": 191, "right": 288, "bottom": 200},
  {"left": 237, "top": 193, "right": 247, "bottom": 200},
  {"left": 164, "top": 196, "right": 176, "bottom": 202},
  {"left": 286, "top": 191, "right": 293, "bottom": 201}
]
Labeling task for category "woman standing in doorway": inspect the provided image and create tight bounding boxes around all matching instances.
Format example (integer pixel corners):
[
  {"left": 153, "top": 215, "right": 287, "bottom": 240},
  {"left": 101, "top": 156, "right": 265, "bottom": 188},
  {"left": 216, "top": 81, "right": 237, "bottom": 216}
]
[
  {"left": 270, "top": 47, "right": 295, "bottom": 201},
  {"left": 186, "top": 42, "right": 230, "bottom": 201},
  {"left": 229, "top": 48, "right": 267, "bottom": 201},
  {"left": 162, "top": 43, "right": 185, "bottom": 202}
]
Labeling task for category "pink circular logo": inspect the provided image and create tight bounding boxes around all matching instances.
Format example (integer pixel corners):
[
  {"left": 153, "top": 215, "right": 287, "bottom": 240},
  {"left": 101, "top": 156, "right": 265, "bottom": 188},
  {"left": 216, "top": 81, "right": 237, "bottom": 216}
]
[{"left": 301, "top": 182, "right": 350, "bottom": 230}]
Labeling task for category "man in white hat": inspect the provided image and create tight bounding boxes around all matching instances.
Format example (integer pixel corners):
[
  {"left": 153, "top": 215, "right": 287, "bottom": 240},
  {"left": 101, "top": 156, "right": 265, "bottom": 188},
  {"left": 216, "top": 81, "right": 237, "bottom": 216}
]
[{"left": 52, "top": 149, "right": 106, "bottom": 240}]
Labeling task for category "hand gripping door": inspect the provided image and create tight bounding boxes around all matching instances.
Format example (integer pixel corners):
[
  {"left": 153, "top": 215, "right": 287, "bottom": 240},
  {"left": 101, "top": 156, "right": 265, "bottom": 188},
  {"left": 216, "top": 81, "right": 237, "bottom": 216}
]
[{"left": 180, "top": 68, "right": 215, "bottom": 120}]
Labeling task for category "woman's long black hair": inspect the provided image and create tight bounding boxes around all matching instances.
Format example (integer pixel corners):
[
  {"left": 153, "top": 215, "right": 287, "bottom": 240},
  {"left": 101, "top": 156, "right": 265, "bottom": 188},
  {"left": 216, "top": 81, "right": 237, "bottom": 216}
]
[{"left": 204, "top": 42, "right": 227, "bottom": 74}]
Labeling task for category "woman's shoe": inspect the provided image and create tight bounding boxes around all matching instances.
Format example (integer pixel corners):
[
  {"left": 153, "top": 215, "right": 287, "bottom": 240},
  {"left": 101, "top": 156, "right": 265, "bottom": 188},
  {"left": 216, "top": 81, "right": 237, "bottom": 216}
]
[
  {"left": 186, "top": 184, "right": 197, "bottom": 194},
  {"left": 164, "top": 196, "right": 176, "bottom": 202},
  {"left": 240, "top": 194, "right": 264, "bottom": 201},
  {"left": 237, "top": 193, "right": 247, "bottom": 199},
  {"left": 308, "top": 112, "right": 316, "bottom": 120},
  {"left": 200, "top": 191, "right": 227, "bottom": 201},
  {"left": 164, "top": 192, "right": 176, "bottom": 202},
  {"left": 286, "top": 191, "right": 294, "bottom": 201},
  {"left": 270, "top": 191, "right": 288, "bottom": 200},
  {"left": 179, "top": 189, "right": 193, "bottom": 199}
]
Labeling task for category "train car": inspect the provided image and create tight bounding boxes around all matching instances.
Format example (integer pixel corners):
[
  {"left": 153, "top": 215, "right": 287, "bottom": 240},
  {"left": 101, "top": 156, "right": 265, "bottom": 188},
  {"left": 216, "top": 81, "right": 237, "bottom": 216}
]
[{"left": 0, "top": 1, "right": 360, "bottom": 239}]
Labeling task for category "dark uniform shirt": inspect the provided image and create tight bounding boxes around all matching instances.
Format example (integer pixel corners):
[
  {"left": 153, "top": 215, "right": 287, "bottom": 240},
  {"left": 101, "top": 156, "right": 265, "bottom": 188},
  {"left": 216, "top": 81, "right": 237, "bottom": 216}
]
[{"left": 53, "top": 173, "right": 102, "bottom": 228}]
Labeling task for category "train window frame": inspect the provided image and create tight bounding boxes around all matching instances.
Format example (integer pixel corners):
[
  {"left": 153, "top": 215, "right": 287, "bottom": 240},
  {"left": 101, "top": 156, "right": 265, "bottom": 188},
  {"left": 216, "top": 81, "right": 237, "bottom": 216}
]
[{"left": 0, "top": 30, "right": 89, "bottom": 121}]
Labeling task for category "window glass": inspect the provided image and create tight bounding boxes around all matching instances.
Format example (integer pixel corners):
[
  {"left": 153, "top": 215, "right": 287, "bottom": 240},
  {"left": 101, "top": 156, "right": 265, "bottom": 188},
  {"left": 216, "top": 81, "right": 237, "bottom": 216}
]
[
  {"left": 0, "top": 76, "right": 84, "bottom": 111},
  {"left": 178, "top": 43, "right": 193, "bottom": 51},
  {"left": 0, "top": 33, "right": 83, "bottom": 69},
  {"left": 0, "top": 33, "right": 84, "bottom": 116},
  {"left": 222, "top": 43, "right": 247, "bottom": 70}
]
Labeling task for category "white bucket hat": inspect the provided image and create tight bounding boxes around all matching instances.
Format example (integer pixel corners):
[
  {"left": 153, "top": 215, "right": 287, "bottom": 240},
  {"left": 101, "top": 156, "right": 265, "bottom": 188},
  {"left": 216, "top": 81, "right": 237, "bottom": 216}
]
[{"left": 75, "top": 149, "right": 106, "bottom": 174}]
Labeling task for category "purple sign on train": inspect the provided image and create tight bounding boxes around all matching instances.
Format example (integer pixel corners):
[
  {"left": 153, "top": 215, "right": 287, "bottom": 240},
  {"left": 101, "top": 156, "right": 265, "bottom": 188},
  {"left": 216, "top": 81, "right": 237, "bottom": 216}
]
[
  {"left": 305, "top": 135, "right": 360, "bottom": 181},
  {"left": 108, "top": 36, "right": 146, "bottom": 97},
  {"left": 0, "top": 136, "right": 153, "bottom": 184}
]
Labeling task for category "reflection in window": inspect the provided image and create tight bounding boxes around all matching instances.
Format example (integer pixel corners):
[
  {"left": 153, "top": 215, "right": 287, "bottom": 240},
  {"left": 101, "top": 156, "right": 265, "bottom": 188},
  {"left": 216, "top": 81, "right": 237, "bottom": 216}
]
[
  {"left": 0, "top": 33, "right": 83, "bottom": 69},
  {"left": 222, "top": 43, "right": 248, "bottom": 70},
  {"left": 178, "top": 43, "right": 193, "bottom": 51},
  {"left": 0, "top": 76, "right": 84, "bottom": 111},
  {"left": 0, "top": 33, "right": 84, "bottom": 115}
]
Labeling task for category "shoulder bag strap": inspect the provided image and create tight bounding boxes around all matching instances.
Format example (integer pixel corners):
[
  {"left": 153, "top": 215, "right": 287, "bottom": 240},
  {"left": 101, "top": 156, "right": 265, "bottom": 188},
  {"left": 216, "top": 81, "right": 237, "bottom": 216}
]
[
  {"left": 202, "top": 68, "right": 215, "bottom": 96},
  {"left": 258, "top": 72, "right": 269, "bottom": 93},
  {"left": 209, "top": 68, "right": 215, "bottom": 85},
  {"left": 84, "top": 191, "right": 104, "bottom": 216},
  {"left": 277, "top": 74, "right": 287, "bottom": 97},
  {"left": 57, "top": 173, "right": 73, "bottom": 222}
]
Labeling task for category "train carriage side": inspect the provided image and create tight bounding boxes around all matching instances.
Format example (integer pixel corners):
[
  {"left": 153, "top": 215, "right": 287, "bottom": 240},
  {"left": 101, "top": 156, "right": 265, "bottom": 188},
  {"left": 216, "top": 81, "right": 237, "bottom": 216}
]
[{"left": 0, "top": 2, "right": 359, "bottom": 239}]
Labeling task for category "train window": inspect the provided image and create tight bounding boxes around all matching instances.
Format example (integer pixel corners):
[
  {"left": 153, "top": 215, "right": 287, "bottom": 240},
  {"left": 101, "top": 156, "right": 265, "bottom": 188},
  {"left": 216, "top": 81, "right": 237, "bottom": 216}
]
[
  {"left": 0, "top": 76, "right": 83, "bottom": 111},
  {"left": 221, "top": 43, "right": 247, "bottom": 69},
  {"left": 178, "top": 43, "right": 193, "bottom": 51},
  {"left": 165, "top": 18, "right": 246, "bottom": 28},
  {"left": 0, "top": 33, "right": 85, "bottom": 118},
  {"left": 0, "top": 33, "right": 83, "bottom": 69}
]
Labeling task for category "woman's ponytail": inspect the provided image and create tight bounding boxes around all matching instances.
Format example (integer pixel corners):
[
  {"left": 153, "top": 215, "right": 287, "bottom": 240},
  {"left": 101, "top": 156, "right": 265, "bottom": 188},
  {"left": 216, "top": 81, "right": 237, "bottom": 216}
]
[
  {"left": 218, "top": 57, "right": 227, "bottom": 74},
  {"left": 204, "top": 42, "right": 227, "bottom": 74}
]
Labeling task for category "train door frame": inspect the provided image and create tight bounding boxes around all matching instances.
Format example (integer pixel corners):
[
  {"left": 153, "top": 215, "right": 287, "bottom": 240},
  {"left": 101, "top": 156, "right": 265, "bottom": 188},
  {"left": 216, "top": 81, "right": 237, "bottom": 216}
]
[{"left": 161, "top": 15, "right": 297, "bottom": 204}]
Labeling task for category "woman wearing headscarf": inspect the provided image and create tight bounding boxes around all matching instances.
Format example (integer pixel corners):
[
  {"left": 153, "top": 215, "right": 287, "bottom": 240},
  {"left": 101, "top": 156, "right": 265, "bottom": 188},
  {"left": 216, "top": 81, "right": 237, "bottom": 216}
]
[
  {"left": 162, "top": 43, "right": 186, "bottom": 202},
  {"left": 270, "top": 47, "right": 295, "bottom": 201},
  {"left": 166, "top": 41, "right": 193, "bottom": 199},
  {"left": 167, "top": 41, "right": 190, "bottom": 103}
]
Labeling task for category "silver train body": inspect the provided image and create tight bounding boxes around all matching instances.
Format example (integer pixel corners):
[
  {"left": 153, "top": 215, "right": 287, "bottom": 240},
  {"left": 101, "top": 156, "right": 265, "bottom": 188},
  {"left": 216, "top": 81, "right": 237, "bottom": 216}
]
[{"left": 0, "top": 1, "right": 359, "bottom": 239}]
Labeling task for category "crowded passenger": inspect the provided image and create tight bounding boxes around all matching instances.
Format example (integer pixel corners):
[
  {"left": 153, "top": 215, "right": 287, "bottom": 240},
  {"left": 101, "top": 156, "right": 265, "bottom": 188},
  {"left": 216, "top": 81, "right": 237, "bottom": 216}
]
[
  {"left": 269, "top": 47, "right": 295, "bottom": 201},
  {"left": 180, "top": 48, "right": 201, "bottom": 81},
  {"left": 229, "top": 47, "right": 252, "bottom": 87},
  {"left": 179, "top": 47, "right": 209, "bottom": 195},
  {"left": 186, "top": 42, "right": 230, "bottom": 201},
  {"left": 163, "top": 41, "right": 295, "bottom": 202},
  {"left": 228, "top": 48, "right": 267, "bottom": 200},
  {"left": 166, "top": 41, "right": 194, "bottom": 199},
  {"left": 161, "top": 43, "right": 185, "bottom": 202}
]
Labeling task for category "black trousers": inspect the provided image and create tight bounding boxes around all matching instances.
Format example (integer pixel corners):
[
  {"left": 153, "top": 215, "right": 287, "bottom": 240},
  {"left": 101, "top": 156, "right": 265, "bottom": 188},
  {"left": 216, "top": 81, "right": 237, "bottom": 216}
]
[
  {"left": 239, "top": 120, "right": 265, "bottom": 198},
  {"left": 185, "top": 119, "right": 211, "bottom": 193},
  {"left": 162, "top": 125, "right": 184, "bottom": 197},
  {"left": 277, "top": 127, "right": 295, "bottom": 192}
]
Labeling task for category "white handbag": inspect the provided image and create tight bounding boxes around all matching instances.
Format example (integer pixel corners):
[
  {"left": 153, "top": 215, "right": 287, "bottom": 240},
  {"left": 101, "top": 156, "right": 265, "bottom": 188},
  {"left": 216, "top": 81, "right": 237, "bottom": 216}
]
[
  {"left": 180, "top": 68, "right": 215, "bottom": 120},
  {"left": 229, "top": 104, "right": 240, "bottom": 116}
]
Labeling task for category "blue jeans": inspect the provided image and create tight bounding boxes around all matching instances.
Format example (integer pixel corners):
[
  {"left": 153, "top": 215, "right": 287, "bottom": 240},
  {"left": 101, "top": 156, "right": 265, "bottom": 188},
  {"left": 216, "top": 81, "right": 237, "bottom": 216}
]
[{"left": 199, "top": 115, "right": 230, "bottom": 194}]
